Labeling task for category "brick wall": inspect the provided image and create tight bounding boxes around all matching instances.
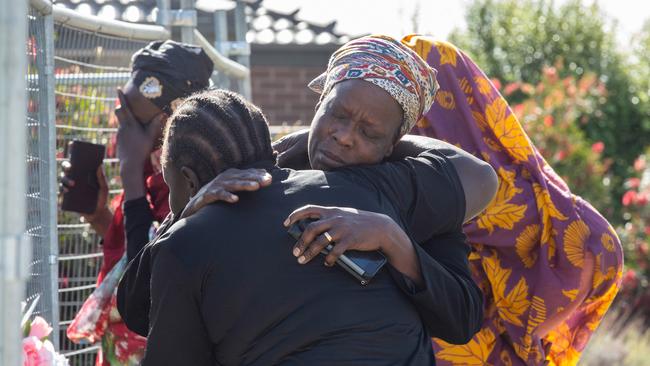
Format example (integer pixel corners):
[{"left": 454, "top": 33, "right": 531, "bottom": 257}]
[
  {"left": 250, "top": 44, "right": 338, "bottom": 126},
  {"left": 251, "top": 65, "right": 322, "bottom": 126}
]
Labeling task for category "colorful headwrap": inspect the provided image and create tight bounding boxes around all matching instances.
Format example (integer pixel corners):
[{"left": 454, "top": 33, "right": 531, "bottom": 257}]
[{"left": 308, "top": 35, "right": 439, "bottom": 137}]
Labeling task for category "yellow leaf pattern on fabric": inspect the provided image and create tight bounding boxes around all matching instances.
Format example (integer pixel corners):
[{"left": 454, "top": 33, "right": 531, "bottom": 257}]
[
  {"left": 546, "top": 322, "right": 582, "bottom": 365},
  {"left": 521, "top": 296, "right": 547, "bottom": 351},
  {"left": 459, "top": 78, "right": 475, "bottom": 105},
  {"left": 501, "top": 277, "right": 531, "bottom": 327},
  {"left": 472, "top": 110, "right": 488, "bottom": 132},
  {"left": 500, "top": 350, "right": 514, "bottom": 366},
  {"left": 436, "top": 41, "right": 458, "bottom": 67},
  {"left": 516, "top": 224, "right": 541, "bottom": 268},
  {"left": 477, "top": 168, "right": 526, "bottom": 233},
  {"left": 474, "top": 76, "right": 492, "bottom": 95},
  {"left": 601, "top": 233, "right": 615, "bottom": 252},
  {"left": 482, "top": 253, "right": 531, "bottom": 327},
  {"left": 435, "top": 327, "right": 496, "bottom": 365},
  {"left": 459, "top": 77, "right": 472, "bottom": 94},
  {"left": 592, "top": 254, "right": 617, "bottom": 290},
  {"left": 436, "top": 90, "right": 456, "bottom": 109},
  {"left": 477, "top": 202, "right": 527, "bottom": 233},
  {"left": 548, "top": 231, "right": 557, "bottom": 264},
  {"left": 533, "top": 183, "right": 568, "bottom": 245},
  {"left": 584, "top": 282, "right": 620, "bottom": 331},
  {"left": 485, "top": 98, "right": 534, "bottom": 162},
  {"left": 562, "top": 289, "right": 579, "bottom": 301},
  {"left": 512, "top": 336, "right": 532, "bottom": 361},
  {"left": 483, "top": 137, "right": 503, "bottom": 152},
  {"left": 401, "top": 35, "right": 432, "bottom": 63},
  {"left": 563, "top": 220, "right": 590, "bottom": 268}
]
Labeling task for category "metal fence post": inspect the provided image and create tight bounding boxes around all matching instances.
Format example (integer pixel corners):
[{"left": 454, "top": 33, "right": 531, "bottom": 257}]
[
  {"left": 180, "top": 0, "right": 196, "bottom": 44},
  {"left": 233, "top": 0, "right": 251, "bottom": 100},
  {"left": 0, "top": 0, "right": 30, "bottom": 364},
  {"left": 213, "top": 9, "right": 231, "bottom": 90},
  {"left": 156, "top": 0, "right": 171, "bottom": 32},
  {"left": 41, "top": 8, "right": 60, "bottom": 349}
]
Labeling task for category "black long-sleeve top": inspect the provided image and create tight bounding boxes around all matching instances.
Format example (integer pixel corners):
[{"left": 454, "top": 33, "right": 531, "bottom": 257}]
[{"left": 118, "top": 151, "right": 483, "bottom": 364}]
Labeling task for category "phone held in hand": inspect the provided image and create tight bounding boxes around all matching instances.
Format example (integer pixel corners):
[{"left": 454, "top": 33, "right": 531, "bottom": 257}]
[
  {"left": 61, "top": 140, "right": 106, "bottom": 214},
  {"left": 287, "top": 218, "right": 387, "bottom": 286}
]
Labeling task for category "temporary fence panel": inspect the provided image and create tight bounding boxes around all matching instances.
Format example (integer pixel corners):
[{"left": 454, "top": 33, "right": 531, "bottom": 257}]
[
  {"left": 21, "top": 0, "right": 260, "bottom": 364},
  {"left": 25, "top": 2, "right": 59, "bottom": 349},
  {"left": 54, "top": 23, "right": 150, "bottom": 365}
]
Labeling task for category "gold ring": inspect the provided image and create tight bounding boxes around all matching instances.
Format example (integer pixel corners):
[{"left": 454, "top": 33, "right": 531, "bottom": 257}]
[{"left": 323, "top": 231, "right": 334, "bottom": 243}]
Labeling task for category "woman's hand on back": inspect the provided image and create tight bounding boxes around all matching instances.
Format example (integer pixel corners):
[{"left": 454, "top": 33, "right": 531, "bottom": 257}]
[{"left": 179, "top": 168, "right": 273, "bottom": 219}]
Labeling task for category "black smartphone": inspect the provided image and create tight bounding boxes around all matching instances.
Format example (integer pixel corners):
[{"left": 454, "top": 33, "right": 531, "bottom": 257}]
[
  {"left": 61, "top": 140, "right": 106, "bottom": 214},
  {"left": 287, "top": 218, "right": 387, "bottom": 286}
]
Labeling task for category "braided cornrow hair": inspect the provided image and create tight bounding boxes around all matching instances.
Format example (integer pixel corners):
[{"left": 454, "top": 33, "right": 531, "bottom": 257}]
[{"left": 161, "top": 89, "right": 276, "bottom": 186}]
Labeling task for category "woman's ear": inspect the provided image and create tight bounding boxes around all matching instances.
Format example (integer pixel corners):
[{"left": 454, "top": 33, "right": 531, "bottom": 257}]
[{"left": 180, "top": 166, "right": 201, "bottom": 197}]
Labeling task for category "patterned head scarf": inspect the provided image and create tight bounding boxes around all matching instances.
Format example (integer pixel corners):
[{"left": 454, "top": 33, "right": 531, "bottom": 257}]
[{"left": 308, "top": 35, "right": 439, "bottom": 137}]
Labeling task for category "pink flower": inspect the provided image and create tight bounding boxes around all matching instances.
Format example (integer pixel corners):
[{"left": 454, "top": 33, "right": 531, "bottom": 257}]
[
  {"left": 29, "top": 316, "right": 52, "bottom": 340},
  {"left": 491, "top": 78, "right": 502, "bottom": 91},
  {"left": 639, "top": 242, "right": 649, "bottom": 256},
  {"left": 504, "top": 82, "right": 520, "bottom": 96},
  {"left": 627, "top": 177, "right": 641, "bottom": 189},
  {"left": 634, "top": 156, "right": 646, "bottom": 172},
  {"left": 22, "top": 336, "right": 53, "bottom": 366},
  {"left": 622, "top": 269, "right": 637, "bottom": 289},
  {"left": 543, "top": 115, "right": 554, "bottom": 127},
  {"left": 512, "top": 103, "right": 525, "bottom": 118},
  {"left": 543, "top": 66, "right": 558, "bottom": 83},
  {"left": 636, "top": 192, "right": 649, "bottom": 206},
  {"left": 591, "top": 141, "right": 605, "bottom": 154},
  {"left": 622, "top": 190, "right": 637, "bottom": 206},
  {"left": 554, "top": 150, "right": 567, "bottom": 162}
]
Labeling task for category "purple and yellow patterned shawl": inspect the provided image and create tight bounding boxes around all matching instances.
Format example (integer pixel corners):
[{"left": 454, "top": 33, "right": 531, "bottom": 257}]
[{"left": 402, "top": 35, "right": 623, "bottom": 366}]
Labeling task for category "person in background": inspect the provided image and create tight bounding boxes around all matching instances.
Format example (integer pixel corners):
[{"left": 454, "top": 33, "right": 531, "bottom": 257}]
[{"left": 61, "top": 40, "right": 213, "bottom": 365}]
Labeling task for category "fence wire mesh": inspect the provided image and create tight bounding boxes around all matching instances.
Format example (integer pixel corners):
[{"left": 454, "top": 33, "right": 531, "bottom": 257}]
[
  {"left": 24, "top": 4, "right": 294, "bottom": 365},
  {"left": 25, "top": 3, "right": 57, "bottom": 340},
  {"left": 54, "top": 23, "right": 149, "bottom": 365}
]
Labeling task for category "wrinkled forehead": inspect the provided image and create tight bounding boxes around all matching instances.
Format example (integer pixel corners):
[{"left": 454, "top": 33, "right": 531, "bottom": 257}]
[{"left": 325, "top": 80, "right": 403, "bottom": 131}]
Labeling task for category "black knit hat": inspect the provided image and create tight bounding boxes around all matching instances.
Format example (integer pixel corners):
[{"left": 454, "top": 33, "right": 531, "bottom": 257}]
[{"left": 130, "top": 40, "right": 214, "bottom": 112}]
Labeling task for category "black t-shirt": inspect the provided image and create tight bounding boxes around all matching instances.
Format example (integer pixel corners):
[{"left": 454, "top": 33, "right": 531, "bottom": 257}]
[{"left": 119, "top": 150, "right": 480, "bottom": 365}]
